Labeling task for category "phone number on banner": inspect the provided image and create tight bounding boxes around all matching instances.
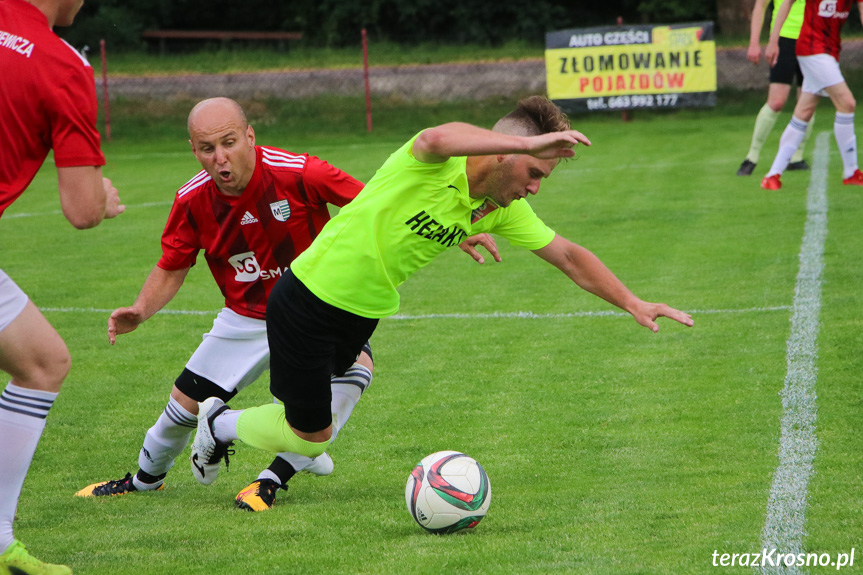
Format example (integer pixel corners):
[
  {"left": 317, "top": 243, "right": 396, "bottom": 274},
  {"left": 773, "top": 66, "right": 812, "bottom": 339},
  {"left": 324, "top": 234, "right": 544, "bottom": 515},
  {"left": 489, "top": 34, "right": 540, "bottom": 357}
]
[{"left": 587, "top": 94, "right": 679, "bottom": 110}]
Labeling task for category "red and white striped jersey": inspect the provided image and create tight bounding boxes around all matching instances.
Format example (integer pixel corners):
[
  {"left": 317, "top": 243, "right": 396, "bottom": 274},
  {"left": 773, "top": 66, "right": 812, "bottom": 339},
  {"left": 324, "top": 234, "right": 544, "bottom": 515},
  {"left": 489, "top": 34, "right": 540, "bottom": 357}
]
[
  {"left": 159, "top": 146, "right": 363, "bottom": 319},
  {"left": 0, "top": 0, "right": 104, "bottom": 218},
  {"left": 796, "top": 0, "right": 855, "bottom": 59}
]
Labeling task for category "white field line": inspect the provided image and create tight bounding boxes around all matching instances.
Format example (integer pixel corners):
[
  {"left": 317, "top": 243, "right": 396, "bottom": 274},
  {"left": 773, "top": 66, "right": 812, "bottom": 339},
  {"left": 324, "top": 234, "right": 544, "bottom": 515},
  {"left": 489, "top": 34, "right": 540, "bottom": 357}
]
[
  {"left": 758, "top": 132, "right": 829, "bottom": 574},
  {"left": 39, "top": 305, "right": 790, "bottom": 319}
]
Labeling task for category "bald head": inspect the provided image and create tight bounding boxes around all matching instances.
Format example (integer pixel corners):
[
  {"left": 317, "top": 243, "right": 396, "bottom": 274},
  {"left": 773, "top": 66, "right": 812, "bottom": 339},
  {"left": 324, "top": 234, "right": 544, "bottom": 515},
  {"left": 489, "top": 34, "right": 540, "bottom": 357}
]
[
  {"left": 188, "top": 97, "right": 248, "bottom": 137},
  {"left": 187, "top": 98, "right": 256, "bottom": 196}
]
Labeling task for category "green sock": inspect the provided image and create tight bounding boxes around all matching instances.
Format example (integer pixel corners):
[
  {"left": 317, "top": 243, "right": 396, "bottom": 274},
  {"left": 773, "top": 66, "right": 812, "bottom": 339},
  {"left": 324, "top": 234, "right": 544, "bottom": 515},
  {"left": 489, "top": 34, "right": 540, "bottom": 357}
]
[
  {"left": 791, "top": 112, "right": 814, "bottom": 163},
  {"left": 236, "top": 403, "right": 329, "bottom": 457},
  {"left": 747, "top": 104, "right": 781, "bottom": 163}
]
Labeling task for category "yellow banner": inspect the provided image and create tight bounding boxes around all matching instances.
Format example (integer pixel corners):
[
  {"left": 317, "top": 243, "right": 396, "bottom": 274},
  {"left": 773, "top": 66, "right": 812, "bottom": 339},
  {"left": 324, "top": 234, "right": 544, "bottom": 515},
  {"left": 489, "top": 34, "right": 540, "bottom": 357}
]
[{"left": 546, "top": 25, "right": 716, "bottom": 100}]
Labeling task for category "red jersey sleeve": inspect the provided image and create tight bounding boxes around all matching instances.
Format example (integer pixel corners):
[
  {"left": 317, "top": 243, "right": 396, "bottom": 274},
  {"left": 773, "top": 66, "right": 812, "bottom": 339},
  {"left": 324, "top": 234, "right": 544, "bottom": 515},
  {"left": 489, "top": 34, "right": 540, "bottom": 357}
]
[
  {"left": 158, "top": 198, "right": 201, "bottom": 271},
  {"left": 301, "top": 155, "right": 365, "bottom": 208},
  {"left": 48, "top": 59, "right": 105, "bottom": 169}
]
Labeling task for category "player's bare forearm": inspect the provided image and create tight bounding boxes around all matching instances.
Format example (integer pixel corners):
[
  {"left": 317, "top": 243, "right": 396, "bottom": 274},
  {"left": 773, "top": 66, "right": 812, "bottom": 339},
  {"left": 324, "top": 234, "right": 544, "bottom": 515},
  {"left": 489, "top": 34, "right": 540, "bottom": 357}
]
[
  {"left": 57, "top": 166, "right": 109, "bottom": 229},
  {"left": 412, "top": 123, "right": 590, "bottom": 164},
  {"left": 108, "top": 266, "right": 189, "bottom": 344},
  {"left": 533, "top": 235, "right": 693, "bottom": 331},
  {"left": 768, "top": 0, "right": 796, "bottom": 48},
  {"left": 132, "top": 266, "right": 189, "bottom": 318},
  {"left": 747, "top": 0, "right": 768, "bottom": 64},
  {"left": 533, "top": 235, "right": 637, "bottom": 310}
]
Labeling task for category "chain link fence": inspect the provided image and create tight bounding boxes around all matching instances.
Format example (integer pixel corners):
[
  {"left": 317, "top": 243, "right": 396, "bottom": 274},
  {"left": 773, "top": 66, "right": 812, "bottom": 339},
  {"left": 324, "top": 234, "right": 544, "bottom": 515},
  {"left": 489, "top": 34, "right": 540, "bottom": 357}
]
[{"left": 93, "top": 40, "right": 863, "bottom": 108}]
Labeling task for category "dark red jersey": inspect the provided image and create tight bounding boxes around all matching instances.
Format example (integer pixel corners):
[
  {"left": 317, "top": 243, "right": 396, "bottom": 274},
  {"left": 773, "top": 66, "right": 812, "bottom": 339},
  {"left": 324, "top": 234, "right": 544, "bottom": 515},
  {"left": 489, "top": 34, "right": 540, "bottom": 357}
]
[
  {"left": 0, "top": 0, "right": 105, "bottom": 218},
  {"left": 159, "top": 146, "right": 364, "bottom": 319},
  {"left": 796, "top": 0, "right": 855, "bottom": 59}
]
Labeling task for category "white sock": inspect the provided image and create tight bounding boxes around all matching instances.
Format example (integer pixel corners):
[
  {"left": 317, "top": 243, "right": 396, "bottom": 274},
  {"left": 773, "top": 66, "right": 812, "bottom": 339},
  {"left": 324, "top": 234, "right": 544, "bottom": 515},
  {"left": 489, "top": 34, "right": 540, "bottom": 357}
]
[
  {"left": 134, "top": 397, "right": 196, "bottom": 489},
  {"left": 330, "top": 364, "right": 372, "bottom": 440},
  {"left": 213, "top": 409, "right": 241, "bottom": 442},
  {"left": 834, "top": 112, "right": 859, "bottom": 178},
  {"left": 768, "top": 116, "right": 809, "bottom": 177},
  {"left": 0, "top": 383, "right": 57, "bottom": 552}
]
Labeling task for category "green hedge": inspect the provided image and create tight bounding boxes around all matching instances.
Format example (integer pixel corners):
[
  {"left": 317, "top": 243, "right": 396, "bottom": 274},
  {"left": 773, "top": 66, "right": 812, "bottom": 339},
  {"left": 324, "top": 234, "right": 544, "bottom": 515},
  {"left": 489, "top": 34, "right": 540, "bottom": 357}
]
[{"left": 59, "top": 0, "right": 717, "bottom": 51}]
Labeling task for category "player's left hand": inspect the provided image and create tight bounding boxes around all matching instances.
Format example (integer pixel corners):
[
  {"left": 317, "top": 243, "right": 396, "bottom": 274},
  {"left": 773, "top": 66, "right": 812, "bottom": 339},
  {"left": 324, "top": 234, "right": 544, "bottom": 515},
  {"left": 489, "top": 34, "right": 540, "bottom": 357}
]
[
  {"left": 459, "top": 233, "right": 502, "bottom": 265},
  {"left": 526, "top": 130, "right": 592, "bottom": 160},
  {"left": 630, "top": 301, "right": 693, "bottom": 332}
]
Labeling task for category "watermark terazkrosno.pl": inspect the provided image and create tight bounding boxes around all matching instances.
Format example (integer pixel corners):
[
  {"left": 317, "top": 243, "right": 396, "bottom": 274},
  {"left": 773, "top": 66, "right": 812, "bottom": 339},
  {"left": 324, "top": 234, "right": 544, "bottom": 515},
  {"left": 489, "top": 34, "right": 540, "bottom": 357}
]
[{"left": 712, "top": 548, "right": 855, "bottom": 570}]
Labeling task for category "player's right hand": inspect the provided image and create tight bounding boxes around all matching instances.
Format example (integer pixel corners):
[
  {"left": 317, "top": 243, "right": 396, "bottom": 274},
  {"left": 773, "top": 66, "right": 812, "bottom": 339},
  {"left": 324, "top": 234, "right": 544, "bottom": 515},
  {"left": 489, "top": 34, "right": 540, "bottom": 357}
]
[
  {"left": 103, "top": 177, "right": 125, "bottom": 219},
  {"left": 747, "top": 43, "right": 762, "bottom": 65},
  {"left": 764, "top": 41, "right": 780, "bottom": 68},
  {"left": 459, "top": 233, "right": 502, "bottom": 265},
  {"left": 108, "top": 307, "right": 144, "bottom": 345}
]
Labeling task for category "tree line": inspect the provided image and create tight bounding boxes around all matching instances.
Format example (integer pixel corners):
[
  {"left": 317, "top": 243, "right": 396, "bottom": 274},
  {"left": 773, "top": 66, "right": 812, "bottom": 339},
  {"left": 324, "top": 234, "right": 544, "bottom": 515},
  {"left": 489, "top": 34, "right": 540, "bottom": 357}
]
[{"left": 60, "top": 0, "right": 720, "bottom": 51}]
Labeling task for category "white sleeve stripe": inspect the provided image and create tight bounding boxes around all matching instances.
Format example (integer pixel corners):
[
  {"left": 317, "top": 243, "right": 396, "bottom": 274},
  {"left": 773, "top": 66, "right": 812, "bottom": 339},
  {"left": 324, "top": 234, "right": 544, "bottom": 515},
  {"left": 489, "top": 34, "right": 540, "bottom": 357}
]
[
  {"left": 262, "top": 147, "right": 306, "bottom": 164},
  {"left": 177, "top": 170, "right": 211, "bottom": 197},
  {"left": 262, "top": 159, "right": 306, "bottom": 169}
]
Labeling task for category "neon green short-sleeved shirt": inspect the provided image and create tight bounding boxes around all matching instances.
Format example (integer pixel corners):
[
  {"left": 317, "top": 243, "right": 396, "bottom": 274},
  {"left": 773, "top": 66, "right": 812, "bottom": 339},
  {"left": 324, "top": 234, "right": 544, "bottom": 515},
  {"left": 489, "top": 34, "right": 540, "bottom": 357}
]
[
  {"left": 771, "top": 0, "right": 805, "bottom": 39},
  {"left": 291, "top": 132, "right": 556, "bottom": 318}
]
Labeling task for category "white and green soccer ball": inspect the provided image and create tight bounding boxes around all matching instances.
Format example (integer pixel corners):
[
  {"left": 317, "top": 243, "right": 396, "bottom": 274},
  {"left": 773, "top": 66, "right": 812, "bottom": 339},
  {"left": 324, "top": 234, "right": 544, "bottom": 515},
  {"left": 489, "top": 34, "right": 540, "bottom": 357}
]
[{"left": 405, "top": 450, "right": 491, "bottom": 534}]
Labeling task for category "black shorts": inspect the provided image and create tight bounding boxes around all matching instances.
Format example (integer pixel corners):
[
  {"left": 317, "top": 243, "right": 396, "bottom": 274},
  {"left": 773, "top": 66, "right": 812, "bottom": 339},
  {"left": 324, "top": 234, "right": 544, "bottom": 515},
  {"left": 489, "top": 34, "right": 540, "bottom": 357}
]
[
  {"left": 769, "top": 36, "right": 804, "bottom": 86},
  {"left": 266, "top": 269, "right": 378, "bottom": 433}
]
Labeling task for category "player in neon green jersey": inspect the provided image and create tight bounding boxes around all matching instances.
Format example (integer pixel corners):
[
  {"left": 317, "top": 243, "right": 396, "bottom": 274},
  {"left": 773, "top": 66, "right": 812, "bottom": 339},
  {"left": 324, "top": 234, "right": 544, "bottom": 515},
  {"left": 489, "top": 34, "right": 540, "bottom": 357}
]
[
  {"left": 188, "top": 96, "right": 695, "bottom": 472},
  {"left": 738, "top": 0, "right": 813, "bottom": 175}
]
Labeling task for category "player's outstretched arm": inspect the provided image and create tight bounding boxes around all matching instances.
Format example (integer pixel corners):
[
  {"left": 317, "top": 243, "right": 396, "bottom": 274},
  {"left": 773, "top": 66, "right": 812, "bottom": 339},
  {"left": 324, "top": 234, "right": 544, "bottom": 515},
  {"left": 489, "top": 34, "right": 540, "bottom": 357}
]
[
  {"left": 57, "top": 166, "right": 125, "bottom": 229},
  {"left": 532, "top": 235, "right": 693, "bottom": 332},
  {"left": 747, "top": 0, "right": 769, "bottom": 65},
  {"left": 459, "top": 233, "right": 502, "bottom": 265},
  {"left": 108, "top": 266, "right": 190, "bottom": 344},
  {"left": 412, "top": 123, "right": 591, "bottom": 164}
]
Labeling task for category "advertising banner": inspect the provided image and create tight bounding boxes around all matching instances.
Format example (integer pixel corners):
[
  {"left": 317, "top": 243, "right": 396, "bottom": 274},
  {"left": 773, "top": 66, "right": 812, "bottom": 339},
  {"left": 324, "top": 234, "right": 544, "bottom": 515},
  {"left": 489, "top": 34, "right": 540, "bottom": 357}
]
[{"left": 546, "top": 22, "right": 716, "bottom": 112}]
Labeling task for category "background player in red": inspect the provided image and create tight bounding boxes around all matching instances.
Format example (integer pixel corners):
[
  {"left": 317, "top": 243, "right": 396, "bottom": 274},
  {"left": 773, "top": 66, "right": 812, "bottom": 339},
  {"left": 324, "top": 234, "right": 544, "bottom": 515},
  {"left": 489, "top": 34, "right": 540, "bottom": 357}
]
[
  {"left": 761, "top": 0, "right": 863, "bottom": 189},
  {"left": 737, "top": 0, "right": 813, "bottom": 177},
  {"left": 0, "top": 0, "right": 124, "bottom": 573},
  {"left": 75, "top": 98, "right": 498, "bottom": 512}
]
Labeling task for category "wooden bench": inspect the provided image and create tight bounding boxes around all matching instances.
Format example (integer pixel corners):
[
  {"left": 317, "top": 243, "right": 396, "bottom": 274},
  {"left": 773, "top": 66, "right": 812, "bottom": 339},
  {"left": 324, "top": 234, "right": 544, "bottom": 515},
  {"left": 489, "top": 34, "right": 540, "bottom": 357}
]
[{"left": 142, "top": 30, "right": 303, "bottom": 53}]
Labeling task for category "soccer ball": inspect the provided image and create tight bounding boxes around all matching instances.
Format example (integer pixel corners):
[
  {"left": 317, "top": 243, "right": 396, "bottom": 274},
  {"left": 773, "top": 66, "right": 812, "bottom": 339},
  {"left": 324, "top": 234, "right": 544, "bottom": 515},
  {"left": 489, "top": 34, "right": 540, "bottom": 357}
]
[{"left": 405, "top": 451, "right": 491, "bottom": 533}]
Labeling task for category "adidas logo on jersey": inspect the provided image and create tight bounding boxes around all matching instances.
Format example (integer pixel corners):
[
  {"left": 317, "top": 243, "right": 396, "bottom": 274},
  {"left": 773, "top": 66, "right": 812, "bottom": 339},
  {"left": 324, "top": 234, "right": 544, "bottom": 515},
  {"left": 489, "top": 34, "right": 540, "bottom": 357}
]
[{"left": 240, "top": 211, "right": 258, "bottom": 225}]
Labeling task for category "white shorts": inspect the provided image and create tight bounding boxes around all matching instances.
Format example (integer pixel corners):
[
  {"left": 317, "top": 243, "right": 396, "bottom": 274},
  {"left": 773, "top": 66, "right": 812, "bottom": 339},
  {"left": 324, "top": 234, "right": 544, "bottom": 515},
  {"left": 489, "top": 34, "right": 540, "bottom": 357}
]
[
  {"left": 799, "top": 54, "right": 846, "bottom": 97},
  {"left": 185, "top": 308, "right": 269, "bottom": 394},
  {"left": 0, "top": 269, "right": 29, "bottom": 333}
]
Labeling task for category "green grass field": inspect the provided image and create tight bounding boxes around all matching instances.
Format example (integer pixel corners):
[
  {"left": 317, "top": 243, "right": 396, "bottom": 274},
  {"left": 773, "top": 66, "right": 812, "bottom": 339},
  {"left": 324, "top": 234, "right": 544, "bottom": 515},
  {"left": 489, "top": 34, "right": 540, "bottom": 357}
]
[{"left": 1, "top": 92, "right": 862, "bottom": 574}]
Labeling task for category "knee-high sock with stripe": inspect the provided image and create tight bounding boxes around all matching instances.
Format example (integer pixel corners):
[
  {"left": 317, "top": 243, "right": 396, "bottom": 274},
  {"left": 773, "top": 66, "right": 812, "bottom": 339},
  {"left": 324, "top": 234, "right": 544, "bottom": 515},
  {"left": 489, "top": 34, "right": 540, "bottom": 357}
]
[
  {"left": 134, "top": 396, "right": 197, "bottom": 490},
  {"left": 0, "top": 383, "right": 57, "bottom": 553},
  {"left": 791, "top": 112, "right": 815, "bottom": 164},
  {"left": 834, "top": 112, "right": 859, "bottom": 178},
  {"left": 768, "top": 116, "right": 808, "bottom": 177}
]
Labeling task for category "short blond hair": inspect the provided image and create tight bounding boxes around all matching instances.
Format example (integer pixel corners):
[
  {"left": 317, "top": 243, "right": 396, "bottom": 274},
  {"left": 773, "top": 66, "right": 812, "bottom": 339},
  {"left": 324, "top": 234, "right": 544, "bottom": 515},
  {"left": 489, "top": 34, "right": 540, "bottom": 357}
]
[{"left": 493, "top": 96, "right": 571, "bottom": 137}]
